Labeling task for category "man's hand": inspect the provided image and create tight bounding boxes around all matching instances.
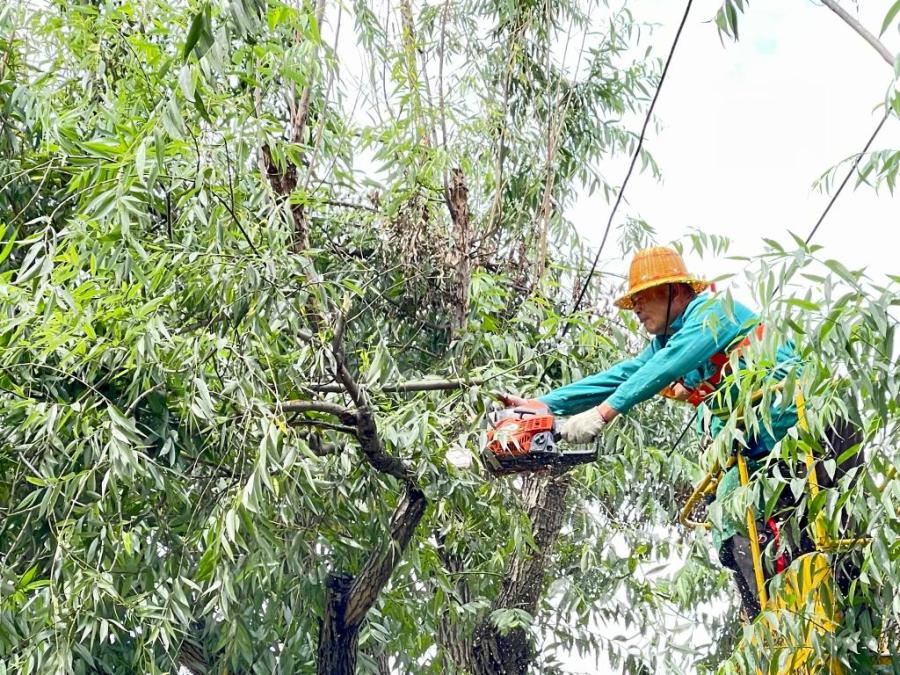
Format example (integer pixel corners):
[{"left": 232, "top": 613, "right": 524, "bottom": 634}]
[
  {"left": 670, "top": 383, "right": 691, "bottom": 401},
  {"left": 495, "top": 393, "right": 548, "bottom": 412},
  {"left": 559, "top": 407, "right": 608, "bottom": 443}
]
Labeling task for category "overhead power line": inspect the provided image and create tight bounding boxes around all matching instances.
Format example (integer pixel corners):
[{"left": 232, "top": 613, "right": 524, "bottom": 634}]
[
  {"left": 804, "top": 109, "right": 891, "bottom": 246},
  {"left": 567, "top": 0, "right": 694, "bottom": 323}
]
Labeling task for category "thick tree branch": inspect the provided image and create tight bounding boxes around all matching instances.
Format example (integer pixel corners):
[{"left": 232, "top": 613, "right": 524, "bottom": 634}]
[
  {"left": 493, "top": 475, "right": 570, "bottom": 610},
  {"left": 313, "top": 310, "right": 426, "bottom": 673},
  {"left": 820, "top": 0, "right": 895, "bottom": 66},
  {"left": 259, "top": 0, "right": 327, "bottom": 251},
  {"left": 316, "top": 486, "right": 428, "bottom": 674},
  {"left": 344, "top": 486, "right": 428, "bottom": 627},
  {"left": 326, "top": 312, "right": 416, "bottom": 484},
  {"left": 279, "top": 399, "right": 356, "bottom": 425},
  {"left": 308, "top": 377, "right": 486, "bottom": 394},
  {"left": 293, "top": 0, "right": 328, "bottom": 145},
  {"left": 447, "top": 168, "right": 472, "bottom": 337},
  {"left": 451, "top": 475, "right": 572, "bottom": 674}
]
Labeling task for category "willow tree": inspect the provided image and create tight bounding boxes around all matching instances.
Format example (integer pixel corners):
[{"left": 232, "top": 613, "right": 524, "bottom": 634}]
[{"left": 1, "top": 1, "right": 898, "bottom": 674}]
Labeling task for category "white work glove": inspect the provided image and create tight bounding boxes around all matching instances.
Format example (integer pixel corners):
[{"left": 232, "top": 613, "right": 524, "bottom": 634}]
[{"left": 559, "top": 407, "right": 607, "bottom": 444}]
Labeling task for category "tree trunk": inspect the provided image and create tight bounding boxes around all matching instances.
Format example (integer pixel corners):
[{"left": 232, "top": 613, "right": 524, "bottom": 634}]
[
  {"left": 317, "top": 574, "right": 360, "bottom": 675},
  {"left": 316, "top": 487, "right": 428, "bottom": 673},
  {"left": 440, "top": 474, "right": 571, "bottom": 674}
]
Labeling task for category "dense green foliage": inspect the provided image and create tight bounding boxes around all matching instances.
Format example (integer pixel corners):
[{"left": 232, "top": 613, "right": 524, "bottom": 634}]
[{"left": 0, "top": 1, "right": 897, "bottom": 674}]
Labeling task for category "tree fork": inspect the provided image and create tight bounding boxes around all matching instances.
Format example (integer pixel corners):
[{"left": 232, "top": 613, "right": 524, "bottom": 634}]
[{"left": 316, "top": 487, "right": 428, "bottom": 674}]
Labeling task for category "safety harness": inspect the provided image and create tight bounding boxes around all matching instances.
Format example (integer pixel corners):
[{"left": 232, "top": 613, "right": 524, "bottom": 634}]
[{"left": 660, "top": 324, "right": 765, "bottom": 407}]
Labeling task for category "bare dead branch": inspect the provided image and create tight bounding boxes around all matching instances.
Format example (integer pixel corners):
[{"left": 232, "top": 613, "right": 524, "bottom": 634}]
[{"left": 821, "top": 0, "right": 895, "bottom": 66}]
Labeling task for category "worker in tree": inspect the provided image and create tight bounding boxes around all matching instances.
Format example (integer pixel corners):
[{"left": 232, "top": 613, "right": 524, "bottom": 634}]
[{"left": 503, "top": 246, "right": 806, "bottom": 617}]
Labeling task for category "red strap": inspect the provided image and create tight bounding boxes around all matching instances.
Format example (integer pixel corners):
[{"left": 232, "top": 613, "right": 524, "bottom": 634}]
[
  {"left": 664, "top": 324, "right": 765, "bottom": 408},
  {"left": 767, "top": 518, "right": 787, "bottom": 574}
]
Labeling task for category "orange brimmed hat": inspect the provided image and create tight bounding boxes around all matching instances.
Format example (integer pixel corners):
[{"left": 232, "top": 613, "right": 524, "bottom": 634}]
[{"left": 613, "top": 246, "right": 710, "bottom": 310}]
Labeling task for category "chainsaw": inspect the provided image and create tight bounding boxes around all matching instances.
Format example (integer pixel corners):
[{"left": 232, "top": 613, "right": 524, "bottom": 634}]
[{"left": 481, "top": 404, "right": 598, "bottom": 477}]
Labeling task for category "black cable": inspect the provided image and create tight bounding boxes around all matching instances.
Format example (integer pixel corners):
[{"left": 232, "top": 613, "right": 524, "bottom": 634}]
[
  {"left": 661, "top": 284, "right": 673, "bottom": 347},
  {"left": 531, "top": 2, "right": 694, "bottom": 392},
  {"left": 804, "top": 109, "right": 890, "bottom": 247},
  {"left": 669, "top": 412, "right": 695, "bottom": 456},
  {"left": 566, "top": 0, "right": 694, "bottom": 326}
]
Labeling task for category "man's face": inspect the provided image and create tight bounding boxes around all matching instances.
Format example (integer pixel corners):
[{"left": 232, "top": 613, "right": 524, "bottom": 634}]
[{"left": 631, "top": 285, "right": 674, "bottom": 335}]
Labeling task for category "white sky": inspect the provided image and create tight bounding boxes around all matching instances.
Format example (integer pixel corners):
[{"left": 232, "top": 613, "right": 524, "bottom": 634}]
[{"left": 572, "top": 0, "right": 899, "bottom": 307}]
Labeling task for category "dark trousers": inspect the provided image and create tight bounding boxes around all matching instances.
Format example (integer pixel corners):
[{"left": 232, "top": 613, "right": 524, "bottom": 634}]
[{"left": 719, "top": 419, "right": 864, "bottom": 620}]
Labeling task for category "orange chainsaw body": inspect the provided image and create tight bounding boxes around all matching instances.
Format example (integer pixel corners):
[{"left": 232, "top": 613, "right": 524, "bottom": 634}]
[{"left": 482, "top": 406, "right": 597, "bottom": 476}]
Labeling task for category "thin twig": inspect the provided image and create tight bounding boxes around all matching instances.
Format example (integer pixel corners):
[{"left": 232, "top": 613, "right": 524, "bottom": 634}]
[
  {"left": 210, "top": 191, "right": 261, "bottom": 256},
  {"left": 319, "top": 198, "right": 378, "bottom": 213}
]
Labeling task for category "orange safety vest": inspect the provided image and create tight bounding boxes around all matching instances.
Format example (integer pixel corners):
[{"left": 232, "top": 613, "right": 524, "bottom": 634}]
[{"left": 660, "top": 324, "right": 765, "bottom": 407}]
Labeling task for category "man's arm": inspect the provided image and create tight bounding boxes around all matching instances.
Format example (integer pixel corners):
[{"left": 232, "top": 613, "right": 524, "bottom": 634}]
[
  {"left": 605, "top": 302, "right": 750, "bottom": 415},
  {"left": 538, "top": 343, "right": 656, "bottom": 416}
]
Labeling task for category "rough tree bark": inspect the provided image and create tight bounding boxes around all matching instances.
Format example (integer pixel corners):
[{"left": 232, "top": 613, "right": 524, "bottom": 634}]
[
  {"left": 296, "top": 313, "right": 428, "bottom": 673},
  {"left": 440, "top": 474, "right": 572, "bottom": 674},
  {"left": 446, "top": 168, "right": 472, "bottom": 337},
  {"left": 316, "top": 486, "right": 428, "bottom": 674},
  {"left": 259, "top": 0, "right": 328, "bottom": 252}
]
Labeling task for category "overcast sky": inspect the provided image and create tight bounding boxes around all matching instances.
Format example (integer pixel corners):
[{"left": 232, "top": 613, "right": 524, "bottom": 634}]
[{"left": 572, "top": 0, "right": 899, "bottom": 307}]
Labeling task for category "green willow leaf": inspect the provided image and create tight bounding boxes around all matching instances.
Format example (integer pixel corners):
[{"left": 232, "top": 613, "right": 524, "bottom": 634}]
[
  {"left": 881, "top": 0, "right": 900, "bottom": 37},
  {"left": 183, "top": 4, "right": 213, "bottom": 60}
]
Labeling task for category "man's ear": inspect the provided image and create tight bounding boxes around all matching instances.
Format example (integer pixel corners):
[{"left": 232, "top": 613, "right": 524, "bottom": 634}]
[{"left": 675, "top": 283, "right": 695, "bottom": 302}]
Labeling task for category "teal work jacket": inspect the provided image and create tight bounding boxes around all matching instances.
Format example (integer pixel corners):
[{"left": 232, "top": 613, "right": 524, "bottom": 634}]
[{"left": 538, "top": 293, "right": 800, "bottom": 457}]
